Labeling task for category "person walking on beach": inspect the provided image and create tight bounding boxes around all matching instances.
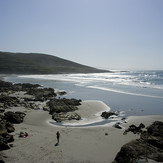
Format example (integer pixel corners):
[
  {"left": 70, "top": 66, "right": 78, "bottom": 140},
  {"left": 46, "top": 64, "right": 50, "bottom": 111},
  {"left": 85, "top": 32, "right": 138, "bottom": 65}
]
[{"left": 56, "top": 131, "right": 60, "bottom": 144}]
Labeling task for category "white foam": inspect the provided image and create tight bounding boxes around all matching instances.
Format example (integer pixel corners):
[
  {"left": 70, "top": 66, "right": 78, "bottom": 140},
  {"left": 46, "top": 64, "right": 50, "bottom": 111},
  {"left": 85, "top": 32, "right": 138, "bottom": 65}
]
[
  {"left": 87, "top": 85, "right": 163, "bottom": 99},
  {"left": 18, "top": 72, "right": 163, "bottom": 99}
]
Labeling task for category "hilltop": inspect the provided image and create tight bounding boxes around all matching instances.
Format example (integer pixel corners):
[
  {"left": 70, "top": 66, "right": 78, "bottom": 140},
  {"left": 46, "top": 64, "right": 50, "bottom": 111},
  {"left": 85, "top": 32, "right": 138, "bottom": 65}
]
[{"left": 0, "top": 52, "right": 109, "bottom": 74}]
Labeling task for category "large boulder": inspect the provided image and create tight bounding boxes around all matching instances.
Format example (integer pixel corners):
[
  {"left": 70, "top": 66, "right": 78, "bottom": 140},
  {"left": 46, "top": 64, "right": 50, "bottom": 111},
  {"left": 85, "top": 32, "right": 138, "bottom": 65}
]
[
  {"left": 0, "top": 80, "right": 13, "bottom": 92},
  {"left": 113, "top": 121, "right": 163, "bottom": 163},
  {"left": 50, "top": 105, "right": 74, "bottom": 114},
  {"left": 0, "top": 96, "right": 20, "bottom": 108},
  {"left": 0, "top": 114, "right": 15, "bottom": 151},
  {"left": 101, "top": 111, "right": 118, "bottom": 119},
  {"left": 5, "top": 122, "right": 15, "bottom": 133},
  {"left": 47, "top": 98, "right": 81, "bottom": 114},
  {"left": 26, "top": 88, "right": 57, "bottom": 101},
  {"left": 4, "top": 111, "right": 26, "bottom": 124},
  {"left": 142, "top": 121, "right": 163, "bottom": 150},
  {"left": 0, "top": 114, "right": 10, "bottom": 134},
  {"left": 0, "top": 140, "right": 10, "bottom": 150}
]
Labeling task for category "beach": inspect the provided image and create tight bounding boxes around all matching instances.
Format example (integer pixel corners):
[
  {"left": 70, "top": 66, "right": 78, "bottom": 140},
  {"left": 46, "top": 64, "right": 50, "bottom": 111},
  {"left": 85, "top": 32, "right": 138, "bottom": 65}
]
[
  {"left": 2, "top": 97, "right": 163, "bottom": 163},
  {"left": 1, "top": 72, "right": 163, "bottom": 163}
]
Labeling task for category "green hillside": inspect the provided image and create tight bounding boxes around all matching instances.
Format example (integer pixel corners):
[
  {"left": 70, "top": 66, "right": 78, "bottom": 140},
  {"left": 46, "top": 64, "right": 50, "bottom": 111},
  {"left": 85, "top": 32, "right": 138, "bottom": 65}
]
[{"left": 0, "top": 52, "right": 109, "bottom": 74}]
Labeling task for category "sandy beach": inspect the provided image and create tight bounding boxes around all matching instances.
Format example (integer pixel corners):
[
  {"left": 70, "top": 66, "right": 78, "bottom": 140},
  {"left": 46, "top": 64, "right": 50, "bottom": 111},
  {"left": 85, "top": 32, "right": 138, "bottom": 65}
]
[{"left": 2, "top": 98, "right": 163, "bottom": 163}]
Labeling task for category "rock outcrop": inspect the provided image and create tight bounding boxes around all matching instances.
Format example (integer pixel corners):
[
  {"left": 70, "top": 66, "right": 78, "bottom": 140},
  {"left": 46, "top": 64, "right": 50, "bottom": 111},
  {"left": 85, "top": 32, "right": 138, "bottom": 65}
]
[
  {"left": 113, "top": 121, "right": 163, "bottom": 163},
  {"left": 0, "top": 79, "right": 83, "bottom": 163},
  {"left": 4, "top": 111, "right": 26, "bottom": 124},
  {"left": 47, "top": 98, "right": 81, "bottom": 114},
  {"left": 0, "top": 96, "right": 20, "bottom": 108},
  {"left": 0, "top": 111, "right": 26, "bottom": 150},
  {"left": 0, "top": 80, "right": 41, "bottom": 92},
  {"left": 52, "top": 112, "right": 81, "bottom": 122},
  {"left": 0, "top": 80, "right": 81, "bottom": 123},
  {"left": 47, "top": 98, "right": 81, "bottom": 122},
  {"left": 0, "top": 114, "right": 15, "bottom": 151},
  {"left": 101, "top": 111, "right": 118, "bottom": 119},
  {"left": 123, "top": 123, "right": 145, "bottom": 135},
  {"left": 26, "top": 87, "right": 57, "bottom": 101}
]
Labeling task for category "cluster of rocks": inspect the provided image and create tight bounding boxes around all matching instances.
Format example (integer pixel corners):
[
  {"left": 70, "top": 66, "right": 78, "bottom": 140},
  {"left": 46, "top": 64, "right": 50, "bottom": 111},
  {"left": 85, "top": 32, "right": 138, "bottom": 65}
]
[
  {"left": 4, "top": 111, "right": 26, "bottom": 124},
  {"left": 0, "top": 80, "right": 83, "bottom": 162},
  {"left": 0, "top": 80, "right": 57, "bottom": 102},
  {"left": 47, "top": 98, "right": 81, "bottom": 113},
  {"left": 47, "top": 98, "right": 82, "bottom": 122},
  {"left": 0, "top": 80, "right": 57, "bottom": 111},
  {"left": 101, "top": 111, "right": 118, "bottom": 119},
  {"left": 0, "top": 80, "right": 82, "bottom": 123},
  {"left": 0, "top": 111, "right": 26, "bottom": 151},
  {"left": 0, "top": 80, "right": 40, "bottom": 93},
  {"left": 52, "top": 112, "right": 81, "bottom": 123},
  {"left": 113, "top": 121, "right": 163, "bottom": 163},
  {"left": 123, "top": 123, "right": 145, "bottom": 135},
  {"left": 0, "top": 96, "right": 20, "bottom": 110},
  {"left": 26, "top": 87, "right": 57, "bottom": 101}
]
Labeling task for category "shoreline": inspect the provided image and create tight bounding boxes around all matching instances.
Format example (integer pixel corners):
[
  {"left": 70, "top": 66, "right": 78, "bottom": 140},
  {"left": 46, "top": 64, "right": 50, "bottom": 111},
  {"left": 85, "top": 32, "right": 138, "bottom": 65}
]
[
  {"left": 2, "top": 105, "right": 163, "bottom": 163},
  {"left": 1, "top": 77, "right": 163, "bottom": 162},
  {"left": 48, "top": 100, "right": 112, "bottom": 128},
  {"left": 4, "top": 74, "right": 163, "bottom": 117}
]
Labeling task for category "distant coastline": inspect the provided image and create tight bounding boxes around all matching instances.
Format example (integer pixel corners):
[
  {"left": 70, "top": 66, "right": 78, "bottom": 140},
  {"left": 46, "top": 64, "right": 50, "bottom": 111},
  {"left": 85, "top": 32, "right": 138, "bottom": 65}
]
[{"left": 0, "top": 51, "right": 110, "bottom": 74}]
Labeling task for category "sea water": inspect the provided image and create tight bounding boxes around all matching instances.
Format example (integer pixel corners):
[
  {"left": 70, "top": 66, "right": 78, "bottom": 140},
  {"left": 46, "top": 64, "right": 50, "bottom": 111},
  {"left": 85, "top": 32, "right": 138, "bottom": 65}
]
[{"left": 4, "top": 70, "right": 163, "bottom": 116}]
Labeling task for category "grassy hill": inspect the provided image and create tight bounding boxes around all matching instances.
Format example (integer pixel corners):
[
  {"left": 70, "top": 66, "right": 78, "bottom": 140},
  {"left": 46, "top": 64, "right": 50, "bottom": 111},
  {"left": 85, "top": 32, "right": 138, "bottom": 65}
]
[{"left": 0, "top": 52, "right": 109, "bottom": 74}]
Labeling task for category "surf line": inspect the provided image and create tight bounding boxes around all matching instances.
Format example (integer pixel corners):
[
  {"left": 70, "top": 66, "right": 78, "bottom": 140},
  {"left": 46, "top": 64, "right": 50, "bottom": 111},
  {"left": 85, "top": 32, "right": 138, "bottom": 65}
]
[{"left": 87, "top": 86, "right": 163, "bottom": 99}]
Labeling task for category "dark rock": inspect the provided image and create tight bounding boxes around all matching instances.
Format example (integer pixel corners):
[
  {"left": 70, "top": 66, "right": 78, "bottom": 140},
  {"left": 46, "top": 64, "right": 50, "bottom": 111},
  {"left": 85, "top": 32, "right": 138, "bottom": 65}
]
[
  {"left": 43, "top": 106, "right": 50, "bottom": 112},
  {"left": 0, "top": 140, "right": 10, "bottom": 150},
  {"left": 0, "top": 96, "right": 20, "bottom": 108},
  {"left": 114, "top": 139, "right": 163, "bottom": 163},
  {"left": 141, "top": 121, "right": 163, "bottom": 150},
  {"left": 26, "top": 87, "right": 57, "bottom": 101},
  {"left": 5, "top": 122, "right": 15, "bottom": 133},
  {"left": 101, "top": 111, "right": 118, "bottom": 119},
  {"left": 113, "top": 123, "right": 123, "bottom": 129},
  {"left": 0, "top": 159, "right": 5, "bottom": 163},
  {"left": 0, "top": 115, "right": 8, "bottom": 135},
  {"left": 62, "top": 98, "right": 82, "bottom": 106},
  {"left": 1, "top": 133, "right": 14, "bottom": 143},
  {"left": 121, "top": 117, "right": 126, "bottom": 121},
  {"left": 124, "top": 123, "right": 145, "bottom": 135},
  {"left": 47, "top": 98, "right": 81, "bottom": 114},
  {"left": 4, "top": 111, "right": 25, "bottom": 123},
  {"left": 15, "top": 111, "right": 26, "bottom": 119},
  {"left": 52, "top": 112, "right": 81, "bottom": 122},
  {"left": 0, "top": 108, "right": 5, "bottom": 113},
  {"left": 0, "top": 114, "right": 15, "bottom": 151},
  {"left": 0, "top": 80, "right": 13, "bottom": 92},
  {"left": 113, "top": 121, "right": 163, "bottom": 163}
]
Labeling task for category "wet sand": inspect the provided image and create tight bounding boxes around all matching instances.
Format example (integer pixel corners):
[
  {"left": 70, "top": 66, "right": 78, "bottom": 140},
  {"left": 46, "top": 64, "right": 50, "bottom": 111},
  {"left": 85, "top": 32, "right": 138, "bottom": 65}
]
[{"left": 2, "top": 98, "right": 163, "bottom": 163}]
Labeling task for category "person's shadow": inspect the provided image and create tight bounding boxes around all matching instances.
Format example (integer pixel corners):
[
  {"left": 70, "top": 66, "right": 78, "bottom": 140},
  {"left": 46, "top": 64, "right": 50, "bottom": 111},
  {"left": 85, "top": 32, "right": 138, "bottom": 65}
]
[{"left": 55, "top": 142, "right": 59, "bottom": 146}]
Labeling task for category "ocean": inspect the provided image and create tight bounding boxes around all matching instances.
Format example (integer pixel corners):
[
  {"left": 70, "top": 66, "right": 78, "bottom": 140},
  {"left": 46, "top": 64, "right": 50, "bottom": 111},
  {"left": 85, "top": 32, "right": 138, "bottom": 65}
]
[{"left": 4, "top": 70, "right": 163, "bottom": 117}]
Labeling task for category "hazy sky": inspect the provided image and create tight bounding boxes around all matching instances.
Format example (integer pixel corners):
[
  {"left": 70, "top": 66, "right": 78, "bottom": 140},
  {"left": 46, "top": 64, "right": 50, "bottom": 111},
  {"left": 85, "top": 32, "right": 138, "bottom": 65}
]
[{"left": 0, "top": 0, "right": 163, "bottom": 70}]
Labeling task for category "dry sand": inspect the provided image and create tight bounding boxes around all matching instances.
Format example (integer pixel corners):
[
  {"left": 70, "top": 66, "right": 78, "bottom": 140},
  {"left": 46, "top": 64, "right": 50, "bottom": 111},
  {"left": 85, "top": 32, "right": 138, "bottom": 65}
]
[{"left": 2, "top": 100, "right": 163, "bottom": 163}]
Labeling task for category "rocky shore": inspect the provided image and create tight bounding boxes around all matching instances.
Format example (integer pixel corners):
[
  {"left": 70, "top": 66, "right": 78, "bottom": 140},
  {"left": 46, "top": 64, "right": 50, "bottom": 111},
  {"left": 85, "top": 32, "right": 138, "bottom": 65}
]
[
  {"left": 113, "top": 121, "right": 163, "bottom": 163},
  {"left": 0, "top": 79, "right": 163, "bottom": 163},
  {"left": 0, "top": 80, "right": 82, "bottom": 162}
]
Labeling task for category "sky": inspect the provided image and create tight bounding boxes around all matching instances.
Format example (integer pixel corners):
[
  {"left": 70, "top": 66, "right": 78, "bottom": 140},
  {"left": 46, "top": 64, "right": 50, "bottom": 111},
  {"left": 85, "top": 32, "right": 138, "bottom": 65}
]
[{"left": 0, "top": 0, "right": 163, "bottom": 70}]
